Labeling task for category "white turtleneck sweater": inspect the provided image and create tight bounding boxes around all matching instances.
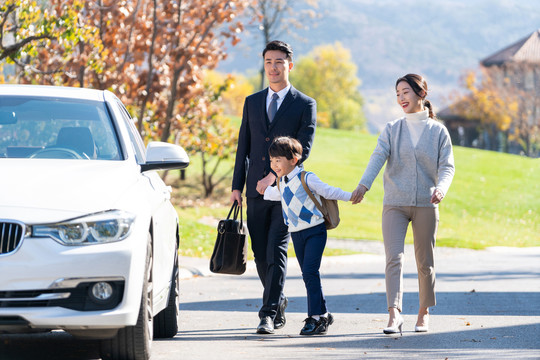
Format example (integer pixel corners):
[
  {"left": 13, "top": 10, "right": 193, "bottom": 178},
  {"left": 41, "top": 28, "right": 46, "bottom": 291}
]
[{"left": 405, "top": 109, "right": 429, "bottom": 147}]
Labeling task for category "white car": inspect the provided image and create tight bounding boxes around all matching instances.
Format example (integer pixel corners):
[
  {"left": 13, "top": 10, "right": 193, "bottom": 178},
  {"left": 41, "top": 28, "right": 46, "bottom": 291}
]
[{"left": 0, "top": 85, "right": 189, "bottom": 360}]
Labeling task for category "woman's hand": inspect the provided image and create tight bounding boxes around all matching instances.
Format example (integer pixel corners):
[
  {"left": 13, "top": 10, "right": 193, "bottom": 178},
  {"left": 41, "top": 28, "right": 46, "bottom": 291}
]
[
  {"left": 351, "top": 184, "right": 368, "bottom": 204},
  {"left": 430, "top": 189, "right": 444, "bottom": 204}
]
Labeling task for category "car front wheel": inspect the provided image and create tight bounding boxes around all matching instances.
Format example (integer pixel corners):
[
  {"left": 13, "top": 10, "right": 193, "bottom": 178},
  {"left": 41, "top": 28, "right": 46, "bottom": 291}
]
[{"left": 101, "top": 235, "right": 153, "bottom": 360}]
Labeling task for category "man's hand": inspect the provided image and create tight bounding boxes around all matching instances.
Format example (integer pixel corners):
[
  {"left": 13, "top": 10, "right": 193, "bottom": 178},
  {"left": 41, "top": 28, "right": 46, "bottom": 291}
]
[
  {"left": 256, "top": 173, "right": 277, "bottom": 195},
  {"left": 351, "top": 184, "right": 368, "bottom": 204},
  {"left": 230, "top": 189, "right": 242, "bottom": 206}
]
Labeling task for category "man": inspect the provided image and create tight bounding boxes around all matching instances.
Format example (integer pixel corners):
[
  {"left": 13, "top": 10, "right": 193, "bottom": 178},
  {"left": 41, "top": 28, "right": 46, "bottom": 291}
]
[{"left": 231, "top": 40, "right": 317, "bottom": 334}]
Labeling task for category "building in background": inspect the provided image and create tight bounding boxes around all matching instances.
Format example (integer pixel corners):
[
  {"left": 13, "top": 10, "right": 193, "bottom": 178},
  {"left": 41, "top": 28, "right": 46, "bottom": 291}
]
[{"left": 441, "top": 29, "right": 540, "bottom": 157}]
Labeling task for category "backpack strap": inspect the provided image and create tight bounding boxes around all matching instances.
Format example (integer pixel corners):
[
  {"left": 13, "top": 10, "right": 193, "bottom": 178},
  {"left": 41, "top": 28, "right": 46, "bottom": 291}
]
[
  {"left": 300, "top": 171, "right": 327, "bottom": 217},
  {"left": 276, "top": 176, "right": 282, "bottom": 192}
]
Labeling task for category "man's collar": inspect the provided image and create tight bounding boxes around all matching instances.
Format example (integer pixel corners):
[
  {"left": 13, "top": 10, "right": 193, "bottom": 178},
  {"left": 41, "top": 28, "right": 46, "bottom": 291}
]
[{"left": 268, "top": 83, "right": 291, "bottom": 99}]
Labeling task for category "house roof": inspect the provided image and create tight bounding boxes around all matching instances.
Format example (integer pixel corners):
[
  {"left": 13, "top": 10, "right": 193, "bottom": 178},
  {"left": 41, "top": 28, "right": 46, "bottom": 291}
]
[{"left": 481, "top": 29, "right": 540, "bottom": 66}]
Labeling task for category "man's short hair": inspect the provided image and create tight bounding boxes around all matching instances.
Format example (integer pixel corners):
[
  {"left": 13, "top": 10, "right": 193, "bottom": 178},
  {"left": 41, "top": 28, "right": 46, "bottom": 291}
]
[
  {"left": 262, "top": 40, "right": 293, "bottom": 61},
  {"left": 269, "top": 136, "right": 303, "bottom": 160}
]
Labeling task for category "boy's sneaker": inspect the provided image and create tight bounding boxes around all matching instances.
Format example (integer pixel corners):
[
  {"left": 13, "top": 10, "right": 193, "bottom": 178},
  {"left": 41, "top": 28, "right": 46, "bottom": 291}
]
[{"left": 300, "top": 313, "right": 334, "bottom": 335}]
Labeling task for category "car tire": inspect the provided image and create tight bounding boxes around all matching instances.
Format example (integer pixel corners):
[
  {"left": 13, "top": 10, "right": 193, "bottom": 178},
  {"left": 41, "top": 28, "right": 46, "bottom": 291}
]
[
  {"left": 153, "top": 244, "right": 179, "bottom": 338},
  {"left": 101, "top": 236, "right": 153, "bottom": 360}
]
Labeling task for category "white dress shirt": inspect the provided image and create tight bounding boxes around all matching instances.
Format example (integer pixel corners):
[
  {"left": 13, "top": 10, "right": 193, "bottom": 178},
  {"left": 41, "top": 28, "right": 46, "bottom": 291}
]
[
  {"left": 264, "top": 166, "right": 352, "bottom": 202},
  {"left": 266, "top": 84, "right": 291, "bottom": 114}
]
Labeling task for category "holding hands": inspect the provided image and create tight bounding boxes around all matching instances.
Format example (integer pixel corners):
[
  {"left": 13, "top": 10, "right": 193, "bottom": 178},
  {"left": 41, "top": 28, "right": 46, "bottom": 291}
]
[
  {"left": 351, "top": 184, "right": 368, "bottom": 204},
  {"left": 256, "top": 173, "right": 277, "bottom": 195}
]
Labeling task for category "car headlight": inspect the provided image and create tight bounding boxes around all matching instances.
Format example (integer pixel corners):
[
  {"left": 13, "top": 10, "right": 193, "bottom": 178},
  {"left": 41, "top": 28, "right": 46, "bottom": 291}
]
[{"left": 32, "top": 210, "right": 136, "bottom": 245}]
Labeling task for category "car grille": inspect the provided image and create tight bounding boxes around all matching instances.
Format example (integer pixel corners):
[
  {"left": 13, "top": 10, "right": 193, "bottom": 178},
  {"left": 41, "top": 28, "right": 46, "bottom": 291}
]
[{"left": 0, "top": 222, "right": 24, "bottom": 255}]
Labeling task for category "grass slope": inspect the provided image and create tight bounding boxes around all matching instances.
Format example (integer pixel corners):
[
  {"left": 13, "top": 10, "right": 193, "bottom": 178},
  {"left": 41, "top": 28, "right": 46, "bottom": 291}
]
[
  {"left": 175, "top": 127, "right": 539, "bottom": 257},
  {"left": 304, "top": 128, "right": 539, "bottom": 249}
]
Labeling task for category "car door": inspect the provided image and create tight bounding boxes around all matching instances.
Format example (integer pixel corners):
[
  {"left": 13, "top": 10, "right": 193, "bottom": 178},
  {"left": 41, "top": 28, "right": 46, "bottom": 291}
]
[{"left": 115, "top": 100, "right": 177, "bottom": 305}]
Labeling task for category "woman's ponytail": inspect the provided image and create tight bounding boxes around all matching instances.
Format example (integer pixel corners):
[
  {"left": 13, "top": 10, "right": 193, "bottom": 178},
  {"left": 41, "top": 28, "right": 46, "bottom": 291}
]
[{"left": 424, "top": 99, "right": 435, "bottom": 119}]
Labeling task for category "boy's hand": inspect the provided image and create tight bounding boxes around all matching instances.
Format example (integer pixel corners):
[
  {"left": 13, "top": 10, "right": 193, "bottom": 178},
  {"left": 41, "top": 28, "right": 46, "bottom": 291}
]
[{"left": 351, "top": 184, "right": 368, "bottom": 204}]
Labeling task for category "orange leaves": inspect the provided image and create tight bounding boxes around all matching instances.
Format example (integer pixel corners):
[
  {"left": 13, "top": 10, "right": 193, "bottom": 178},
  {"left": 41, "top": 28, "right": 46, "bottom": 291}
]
[
  {"left": 3, "top": 0, "right": 250, "bottom": 179},
  {"left": 458, "top": 69, "right": 518, "bottom": 132}
]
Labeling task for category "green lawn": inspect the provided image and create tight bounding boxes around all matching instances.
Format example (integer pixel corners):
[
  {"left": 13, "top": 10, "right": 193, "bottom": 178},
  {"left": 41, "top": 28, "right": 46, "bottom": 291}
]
[{"left": 174, "top": 127, "right": 540, "bottom": 257}]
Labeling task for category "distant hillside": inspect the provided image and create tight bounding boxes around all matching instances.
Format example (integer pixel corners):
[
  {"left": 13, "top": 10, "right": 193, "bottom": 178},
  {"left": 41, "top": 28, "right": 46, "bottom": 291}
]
[{"left": 219, "top": 0, "right": 540, "bottom": 130}]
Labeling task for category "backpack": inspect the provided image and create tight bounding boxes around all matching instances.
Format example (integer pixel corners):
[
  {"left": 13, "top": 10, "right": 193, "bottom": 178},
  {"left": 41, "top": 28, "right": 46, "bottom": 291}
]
[{"left": 300, "top": 171, "right": 340, "bottom": 230}]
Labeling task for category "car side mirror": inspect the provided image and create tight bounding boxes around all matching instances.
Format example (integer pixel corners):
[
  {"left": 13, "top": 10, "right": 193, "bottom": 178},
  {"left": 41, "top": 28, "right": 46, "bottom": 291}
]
[{"left": 140, "top": 142, "right": 190, "bottom": 172}]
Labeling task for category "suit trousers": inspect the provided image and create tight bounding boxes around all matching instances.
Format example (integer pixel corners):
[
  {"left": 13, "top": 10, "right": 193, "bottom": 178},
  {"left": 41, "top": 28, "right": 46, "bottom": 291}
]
[
  {"left": 247, "top": 196, "right": 289, "bottom": 319},
  {"left": 291, "top": 222, "right": 328, "bottom": 317},
  {"left": 382, "top": 205, "right": 439, "bottom": 312}
]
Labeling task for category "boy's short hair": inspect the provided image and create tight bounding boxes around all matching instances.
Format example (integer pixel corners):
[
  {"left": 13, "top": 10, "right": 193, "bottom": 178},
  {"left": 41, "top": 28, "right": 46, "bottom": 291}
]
[
  {"left": 269, "top": 136, "right": 303, "bottom": 160},
  {"left": 262, "top": 40, "right": 293, "bottom": 61}
]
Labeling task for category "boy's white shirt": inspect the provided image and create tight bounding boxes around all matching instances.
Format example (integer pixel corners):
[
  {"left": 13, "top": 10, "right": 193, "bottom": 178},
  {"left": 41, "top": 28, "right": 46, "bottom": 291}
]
[{"left": 264, "top": 166, "right": 352, "bottom": 202}]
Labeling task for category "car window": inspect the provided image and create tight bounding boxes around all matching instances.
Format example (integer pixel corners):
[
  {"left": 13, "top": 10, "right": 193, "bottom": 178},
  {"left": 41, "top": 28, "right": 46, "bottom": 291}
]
[
  {"left": 115, "top": 99, "right": 146, "bottom": 164},
  {"left": 0, "top": 96, "right": 121, "bottom": 160}
]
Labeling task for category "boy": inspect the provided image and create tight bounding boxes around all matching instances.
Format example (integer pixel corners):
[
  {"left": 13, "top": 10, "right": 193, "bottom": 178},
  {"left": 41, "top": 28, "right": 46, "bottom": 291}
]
[{"left": 264, "top": 136, "right": 352, "bottom": 335}]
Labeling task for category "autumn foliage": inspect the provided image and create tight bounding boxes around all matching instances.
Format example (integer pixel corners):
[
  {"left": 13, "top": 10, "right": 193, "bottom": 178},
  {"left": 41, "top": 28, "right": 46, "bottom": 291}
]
[
  {"left": 452, "top": 67, "right": 538, "bottom": 156},
  {"left": 2, "top": 0, "right": 250, "bottom": 196}
]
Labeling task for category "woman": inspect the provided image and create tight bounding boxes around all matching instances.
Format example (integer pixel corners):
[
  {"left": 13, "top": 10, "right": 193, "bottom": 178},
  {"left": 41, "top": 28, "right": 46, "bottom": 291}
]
[{"left": 351, "top": 74, "right": 455, "bottom": 335}]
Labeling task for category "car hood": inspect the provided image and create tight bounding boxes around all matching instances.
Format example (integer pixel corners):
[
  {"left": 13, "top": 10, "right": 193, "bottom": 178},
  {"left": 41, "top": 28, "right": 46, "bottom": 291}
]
[{"left": 0, "top": 159, "right": 144, "bottom": 223}]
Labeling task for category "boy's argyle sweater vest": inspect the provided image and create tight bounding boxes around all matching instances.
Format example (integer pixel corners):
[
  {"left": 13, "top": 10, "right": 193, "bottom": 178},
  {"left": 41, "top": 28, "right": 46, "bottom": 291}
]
[{"left": 279, "top": 172, "right": 325, "bottom": 232}]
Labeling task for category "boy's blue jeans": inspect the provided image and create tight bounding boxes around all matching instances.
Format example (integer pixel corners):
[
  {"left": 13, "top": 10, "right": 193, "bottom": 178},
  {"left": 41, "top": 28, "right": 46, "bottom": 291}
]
[{"left": 291, "top": 222, "right": 327, "bottom": 317}]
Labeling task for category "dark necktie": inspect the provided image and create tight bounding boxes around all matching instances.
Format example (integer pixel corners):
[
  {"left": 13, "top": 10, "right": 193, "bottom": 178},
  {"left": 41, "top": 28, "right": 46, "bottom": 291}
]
[{"left": 268, "top": 93, "right": 279, "bottom": 123}]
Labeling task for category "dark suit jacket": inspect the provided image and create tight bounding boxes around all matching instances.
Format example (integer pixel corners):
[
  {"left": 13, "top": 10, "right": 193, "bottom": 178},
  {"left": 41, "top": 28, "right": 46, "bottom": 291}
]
[{"left": 232, "top": 86, "right": 317, "bottom": 198}]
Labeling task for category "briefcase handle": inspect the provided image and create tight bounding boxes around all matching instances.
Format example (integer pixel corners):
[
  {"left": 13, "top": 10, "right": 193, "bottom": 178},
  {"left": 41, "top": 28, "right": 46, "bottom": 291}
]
[{"left": 223, "top": 200, "right": 243, "bottom": 233}]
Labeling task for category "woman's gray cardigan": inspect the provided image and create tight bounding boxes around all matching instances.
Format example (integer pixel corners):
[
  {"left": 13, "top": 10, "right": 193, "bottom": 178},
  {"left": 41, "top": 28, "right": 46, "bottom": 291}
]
[{"left": 359, "top": 117, "right": 455, "bottom": 207}]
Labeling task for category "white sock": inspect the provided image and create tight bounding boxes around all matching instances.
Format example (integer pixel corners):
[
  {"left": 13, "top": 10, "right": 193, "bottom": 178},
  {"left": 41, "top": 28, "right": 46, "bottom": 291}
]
[{"left": 311, "top": 315, "right": 320, "bottom": 321}]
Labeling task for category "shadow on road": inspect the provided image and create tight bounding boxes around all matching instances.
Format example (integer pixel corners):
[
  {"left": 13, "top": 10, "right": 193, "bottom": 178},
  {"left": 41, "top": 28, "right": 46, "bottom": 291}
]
[
  {"left": 180, "top": 291, "right": 540, "bottom": 316},
  {"left": 170, "top": 323, "right": 540, "bottom": 352}
]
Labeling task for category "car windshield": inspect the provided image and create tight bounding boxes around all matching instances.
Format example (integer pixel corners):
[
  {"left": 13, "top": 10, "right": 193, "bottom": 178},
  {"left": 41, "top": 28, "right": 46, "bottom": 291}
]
[{"left": 0, "top": 96, "right": 122, "bottom": 160}]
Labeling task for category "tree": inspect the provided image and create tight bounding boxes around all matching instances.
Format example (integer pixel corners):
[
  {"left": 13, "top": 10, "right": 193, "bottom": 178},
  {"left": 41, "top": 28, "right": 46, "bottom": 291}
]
[
  {"left": 451, "top": 70, "right": 518, "bottom": 152},
  {"left": 205, "top": 69, "right": 254, "bottom": 117},
  {"left": 486, "top": 63, "right": 540, "bottom": 157},
  {"left": 0, "top": 0, "right": 103, "bottom": 83},
  {"left": 243, "top": 0, "right": 319, "bottom": 90},
  {"left": 5, "top": 0, "right": 250, "bottom": 197},
  {"left": 290, "top": 42, "right": 366, "bottom": 130},
  {"left": 178, "top": 74, "right": 238, "bottom": 197}
]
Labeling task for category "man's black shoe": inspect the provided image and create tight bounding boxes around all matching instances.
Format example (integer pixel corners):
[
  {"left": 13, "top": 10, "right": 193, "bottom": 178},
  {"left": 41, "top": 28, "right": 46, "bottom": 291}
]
[
  {"left": 256, "top": 316, "right": 274, "bottom": 334},
  {"left": 274, "top": 297, "right": 288, "bottom": 329}
]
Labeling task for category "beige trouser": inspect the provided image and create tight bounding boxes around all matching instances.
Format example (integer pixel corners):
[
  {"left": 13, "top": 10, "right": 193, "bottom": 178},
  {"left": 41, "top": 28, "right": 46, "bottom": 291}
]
[{"left": 382, "top": 205, "right": 439, "bottom": 312}]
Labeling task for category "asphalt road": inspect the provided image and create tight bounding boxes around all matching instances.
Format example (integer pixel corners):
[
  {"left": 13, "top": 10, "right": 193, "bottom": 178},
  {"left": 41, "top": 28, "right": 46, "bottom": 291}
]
[{"left": 2, "top": 239, "right": 540, "bottom": 360}]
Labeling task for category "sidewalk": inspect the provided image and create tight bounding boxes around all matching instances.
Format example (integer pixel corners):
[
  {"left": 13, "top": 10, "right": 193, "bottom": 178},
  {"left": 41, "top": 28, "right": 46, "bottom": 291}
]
[
  {"left": 172, "top": 238, "right": 540, "bottom": 359},
  {"left": 180, "top": 238, "right": 538, "bottom": 279}
]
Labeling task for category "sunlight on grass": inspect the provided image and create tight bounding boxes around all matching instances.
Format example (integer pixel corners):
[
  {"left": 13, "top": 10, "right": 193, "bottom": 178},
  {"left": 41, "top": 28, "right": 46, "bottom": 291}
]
[{"left": 174, "top": 127, "right": 540, "bottom": 258}]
